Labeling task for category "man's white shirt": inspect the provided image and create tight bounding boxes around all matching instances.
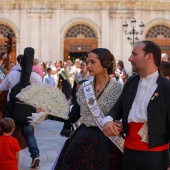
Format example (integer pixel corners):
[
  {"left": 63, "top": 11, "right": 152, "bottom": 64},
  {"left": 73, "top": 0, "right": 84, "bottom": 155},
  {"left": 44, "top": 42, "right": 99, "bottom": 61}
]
[
  {"left": 0, "top": 70, "right": 42, "bottom": 101},
  {"left": 102, "top": 71, "right": 159, "bottom": 126}
]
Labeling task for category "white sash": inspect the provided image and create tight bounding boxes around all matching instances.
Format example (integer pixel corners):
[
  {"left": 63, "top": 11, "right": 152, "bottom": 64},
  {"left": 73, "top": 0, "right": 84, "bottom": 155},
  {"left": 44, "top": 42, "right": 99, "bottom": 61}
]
[{"left": 82, "top": 81, "right": 124, "bottom": 152}]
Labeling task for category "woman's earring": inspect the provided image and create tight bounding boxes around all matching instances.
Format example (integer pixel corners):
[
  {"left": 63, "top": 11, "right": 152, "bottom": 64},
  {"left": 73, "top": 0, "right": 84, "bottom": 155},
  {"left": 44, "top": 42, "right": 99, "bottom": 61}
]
[{"left": 103, "top": 68, "right": 107, "bottom": 77}]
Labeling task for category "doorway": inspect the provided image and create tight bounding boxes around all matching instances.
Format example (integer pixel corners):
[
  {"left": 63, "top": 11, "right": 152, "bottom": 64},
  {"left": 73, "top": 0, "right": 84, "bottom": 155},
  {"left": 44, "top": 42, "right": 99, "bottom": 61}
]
[
  {"left": 70, "top": 52, "right": 88, "bottom": 61},
  {"left": 64, "top": 39, "right": 97, "bottom": 61}
]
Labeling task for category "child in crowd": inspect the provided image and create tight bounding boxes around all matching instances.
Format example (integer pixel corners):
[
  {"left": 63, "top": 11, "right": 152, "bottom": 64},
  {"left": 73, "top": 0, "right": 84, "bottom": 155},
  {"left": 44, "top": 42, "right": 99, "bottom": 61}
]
[{"left": 0, "top": 118, "right": 21, "bottom": 170}]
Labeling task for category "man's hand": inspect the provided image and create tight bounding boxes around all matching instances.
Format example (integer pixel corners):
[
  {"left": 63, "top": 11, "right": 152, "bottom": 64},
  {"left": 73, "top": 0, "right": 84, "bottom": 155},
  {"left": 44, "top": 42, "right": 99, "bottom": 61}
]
[
  {"left": 102, "top": 121, "right": 120, "bottom": 137},
  {"left": 115, "top": 120, "right": 123, "bottom": 133}
]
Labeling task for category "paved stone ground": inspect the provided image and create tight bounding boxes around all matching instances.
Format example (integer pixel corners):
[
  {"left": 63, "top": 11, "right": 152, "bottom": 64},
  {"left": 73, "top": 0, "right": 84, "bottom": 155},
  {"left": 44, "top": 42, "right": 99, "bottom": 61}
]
[{"left": 19, "top": 120, "right": 67, "bottom": 170}]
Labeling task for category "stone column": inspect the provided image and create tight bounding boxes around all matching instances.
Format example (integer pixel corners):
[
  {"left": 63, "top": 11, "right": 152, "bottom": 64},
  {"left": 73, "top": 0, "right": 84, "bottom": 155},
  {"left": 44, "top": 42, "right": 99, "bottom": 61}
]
[{"left": 101, "top": 10, "right": 110, "bottom": 48}]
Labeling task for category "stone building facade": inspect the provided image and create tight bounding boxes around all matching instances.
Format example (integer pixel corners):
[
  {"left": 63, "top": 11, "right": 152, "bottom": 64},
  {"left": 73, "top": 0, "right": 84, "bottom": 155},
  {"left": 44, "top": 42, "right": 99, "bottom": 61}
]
[{"left": 0, "top": 0, "right": 170, "bottom": 74}]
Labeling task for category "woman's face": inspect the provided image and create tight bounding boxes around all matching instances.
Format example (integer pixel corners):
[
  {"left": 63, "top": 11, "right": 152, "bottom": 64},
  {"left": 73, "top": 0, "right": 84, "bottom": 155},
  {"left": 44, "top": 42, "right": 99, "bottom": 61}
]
[
  {"left": 116, "top": 63, "right": 121, "bottom": 70},
  {"left": 87, "top": 52, "right": 103, "bottom": 76},
  {"left": 80, "top": 62, "right": 87, "bottom": 72},
  {"left": 56, "top": 62, "right": 62, "bottom": 68}
]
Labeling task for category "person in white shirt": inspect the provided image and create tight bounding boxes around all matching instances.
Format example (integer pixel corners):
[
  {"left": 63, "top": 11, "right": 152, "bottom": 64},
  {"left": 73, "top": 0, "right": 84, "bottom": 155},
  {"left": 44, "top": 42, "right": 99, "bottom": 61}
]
[
  {"left": 102, "top": 40, "right": 170, "bottom": 170},
  {"left": 0, "top": 48, "right": 42, "bottom": 168},
  {"left": 0, "top": 69, "right": 42, "bottom": 101},
  {"left": 43, "top": 67, "right": 56, "bottom": 87},
  {"left": 11, "top": 55, "right": 22, "bottom": 71}
]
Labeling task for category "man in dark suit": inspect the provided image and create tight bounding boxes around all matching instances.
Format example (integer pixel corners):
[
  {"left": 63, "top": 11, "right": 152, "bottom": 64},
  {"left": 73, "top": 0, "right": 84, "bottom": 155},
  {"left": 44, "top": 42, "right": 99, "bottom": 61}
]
[{"left": 103, "top": 40, "right": 170, "bottom": 170}]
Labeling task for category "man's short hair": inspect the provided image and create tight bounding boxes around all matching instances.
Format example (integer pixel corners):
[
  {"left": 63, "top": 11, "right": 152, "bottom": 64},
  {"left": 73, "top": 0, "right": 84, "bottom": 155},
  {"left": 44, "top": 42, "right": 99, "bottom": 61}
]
[
  {"left": 138, "top": 40, "right": 161, "bottom": 67},
  {"left": 17, "top": 54, "right": 23, "bottom": 64}
]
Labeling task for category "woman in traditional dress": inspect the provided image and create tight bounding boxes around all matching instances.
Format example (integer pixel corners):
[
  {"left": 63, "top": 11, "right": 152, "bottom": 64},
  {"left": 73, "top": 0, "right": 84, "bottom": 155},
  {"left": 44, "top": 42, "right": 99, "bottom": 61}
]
[
  {"left": 60, "top": 60, "right": 92, "bottom": 137},
  {"left": 74, "top": 60, "right": 91, "bottom": 83},
  {"left": 53, "top": 48, "right": 123, "bottom": 170},
  {"left": 72, "top": 60, "right": 92, "bottom": 104},
  {"left": 57, "top": 62, "right": 72, "bottom": 100}
]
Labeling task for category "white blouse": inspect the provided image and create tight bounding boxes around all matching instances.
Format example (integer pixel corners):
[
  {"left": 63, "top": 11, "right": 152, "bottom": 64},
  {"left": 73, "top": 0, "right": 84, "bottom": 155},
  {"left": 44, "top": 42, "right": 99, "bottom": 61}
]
[{"left": 74, "top": 71, "right": 91, "bottom": 84}]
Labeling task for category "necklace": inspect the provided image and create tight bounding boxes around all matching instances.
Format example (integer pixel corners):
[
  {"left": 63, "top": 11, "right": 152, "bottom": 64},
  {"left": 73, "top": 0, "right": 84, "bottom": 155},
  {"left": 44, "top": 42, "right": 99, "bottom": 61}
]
[{"left": 93, "top": 77, "right": 110, "bottom": 99}]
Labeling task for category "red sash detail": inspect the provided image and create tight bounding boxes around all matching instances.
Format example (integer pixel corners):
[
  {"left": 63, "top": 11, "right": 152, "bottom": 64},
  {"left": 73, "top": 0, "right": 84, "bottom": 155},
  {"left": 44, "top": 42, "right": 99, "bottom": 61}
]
[{"left": 124, "top": 122, "right": 169, "bottom": 151}]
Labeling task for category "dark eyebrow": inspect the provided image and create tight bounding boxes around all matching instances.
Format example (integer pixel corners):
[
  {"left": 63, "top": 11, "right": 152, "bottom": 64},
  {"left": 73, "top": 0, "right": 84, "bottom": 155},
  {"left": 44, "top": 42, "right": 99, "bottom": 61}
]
[{"left": 89, "top": 59, "right": 96, "bottom": 62}]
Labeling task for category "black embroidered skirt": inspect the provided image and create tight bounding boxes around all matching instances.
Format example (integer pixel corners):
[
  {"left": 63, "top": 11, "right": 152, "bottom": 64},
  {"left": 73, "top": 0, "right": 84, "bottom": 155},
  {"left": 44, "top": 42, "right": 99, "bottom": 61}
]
[{"left": 54, "top": 124, "right": 122, "bottom": 170}]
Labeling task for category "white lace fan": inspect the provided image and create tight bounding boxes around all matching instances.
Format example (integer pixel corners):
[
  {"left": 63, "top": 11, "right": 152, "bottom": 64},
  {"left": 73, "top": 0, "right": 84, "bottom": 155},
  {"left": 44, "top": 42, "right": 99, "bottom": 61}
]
[{"left": 16, "top": 83, "right": 69, "bottom": 120}]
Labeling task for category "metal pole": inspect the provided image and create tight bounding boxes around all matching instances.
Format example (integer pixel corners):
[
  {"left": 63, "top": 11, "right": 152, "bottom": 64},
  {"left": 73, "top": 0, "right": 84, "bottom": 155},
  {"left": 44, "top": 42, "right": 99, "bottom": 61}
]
[{"left": 132, "top": 28, "right": 135, "bottom": 45}]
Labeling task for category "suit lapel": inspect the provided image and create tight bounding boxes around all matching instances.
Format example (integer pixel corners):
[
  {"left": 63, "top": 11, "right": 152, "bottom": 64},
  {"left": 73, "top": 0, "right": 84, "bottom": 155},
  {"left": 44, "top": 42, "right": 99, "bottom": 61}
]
[
  {"left": 125, "top": 75, "right": 140, "bottom": 114},
  {"left": 148, "top": 74, "right": 162, "bottom": 105}
]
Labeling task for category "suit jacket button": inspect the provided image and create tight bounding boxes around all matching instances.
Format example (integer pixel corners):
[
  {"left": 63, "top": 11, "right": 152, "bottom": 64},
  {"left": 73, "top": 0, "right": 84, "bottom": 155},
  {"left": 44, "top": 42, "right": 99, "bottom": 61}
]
[
  {"left": 149, "top": 139, "right": 153, "bottom": 142},
  {"left": 149, "top": 132, "right": 152, "bottom": 135}
]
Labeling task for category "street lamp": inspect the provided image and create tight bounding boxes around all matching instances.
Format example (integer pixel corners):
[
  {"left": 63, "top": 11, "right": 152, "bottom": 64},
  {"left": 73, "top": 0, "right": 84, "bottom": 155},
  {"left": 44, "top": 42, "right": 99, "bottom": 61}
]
[{"left": 123, "top": 18, "right": 145, "bottom": 47}]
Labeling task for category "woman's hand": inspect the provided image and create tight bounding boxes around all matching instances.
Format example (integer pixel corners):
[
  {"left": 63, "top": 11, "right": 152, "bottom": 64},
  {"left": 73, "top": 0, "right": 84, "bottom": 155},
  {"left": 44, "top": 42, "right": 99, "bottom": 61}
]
[{"left": 36, "top": 107, "right": 44, "bottom": 113}]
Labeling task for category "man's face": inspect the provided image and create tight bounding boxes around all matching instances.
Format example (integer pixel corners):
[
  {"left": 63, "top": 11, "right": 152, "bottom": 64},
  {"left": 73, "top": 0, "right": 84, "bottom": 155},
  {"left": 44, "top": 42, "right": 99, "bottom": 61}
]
[{"left": 128, "top": 43, "right": 148, "bottom": 75}]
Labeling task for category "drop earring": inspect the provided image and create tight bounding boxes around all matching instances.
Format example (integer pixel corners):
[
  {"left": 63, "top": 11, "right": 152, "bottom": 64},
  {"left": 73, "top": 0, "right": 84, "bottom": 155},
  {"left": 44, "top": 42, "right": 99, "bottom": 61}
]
[{"left": 103, "top": 68, "right": 107, "bottom": 77}]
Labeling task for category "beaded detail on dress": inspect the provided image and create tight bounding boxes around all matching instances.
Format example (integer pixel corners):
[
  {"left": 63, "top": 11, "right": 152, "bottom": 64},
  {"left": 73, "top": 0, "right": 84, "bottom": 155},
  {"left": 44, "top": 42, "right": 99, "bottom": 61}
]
[{"left": 76, "top": 78, "right": 122, "bottom": 127}]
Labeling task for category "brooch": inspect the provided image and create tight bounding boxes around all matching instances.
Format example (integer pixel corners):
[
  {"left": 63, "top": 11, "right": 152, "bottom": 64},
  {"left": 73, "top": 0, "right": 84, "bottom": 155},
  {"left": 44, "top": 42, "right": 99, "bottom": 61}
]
[
  {"left": 88, "top": 97, "right": 95, "bottom": 105},
  {"left": 151, "top": 93, "right": 159, "bottom": 100}
]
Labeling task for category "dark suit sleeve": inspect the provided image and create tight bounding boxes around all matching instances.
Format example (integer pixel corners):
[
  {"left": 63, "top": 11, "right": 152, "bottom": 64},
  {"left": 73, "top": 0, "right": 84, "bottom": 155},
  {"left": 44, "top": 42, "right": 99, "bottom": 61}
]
[
  {"left": 107, "top": 75, "right": 136, "bottom": 121},
  {"left": 107, "top": 92, "right": 123, "bottom": 121}
]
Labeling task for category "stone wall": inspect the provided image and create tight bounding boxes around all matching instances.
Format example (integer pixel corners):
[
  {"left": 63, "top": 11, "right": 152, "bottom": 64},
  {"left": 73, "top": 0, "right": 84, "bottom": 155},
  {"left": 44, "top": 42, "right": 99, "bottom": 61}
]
[{"left": 0, "top": 0, "right": 170, "bottom": 74}]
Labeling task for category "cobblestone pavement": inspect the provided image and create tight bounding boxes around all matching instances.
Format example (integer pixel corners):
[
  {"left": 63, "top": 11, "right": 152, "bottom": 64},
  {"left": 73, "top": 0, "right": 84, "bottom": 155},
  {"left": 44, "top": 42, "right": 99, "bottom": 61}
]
[{"left": 19, "top": 120, "right": 67, "bottom": 170}]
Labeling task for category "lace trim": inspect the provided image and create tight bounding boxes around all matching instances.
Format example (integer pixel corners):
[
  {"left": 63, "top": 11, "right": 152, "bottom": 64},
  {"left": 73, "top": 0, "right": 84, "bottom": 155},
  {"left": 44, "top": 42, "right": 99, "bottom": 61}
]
[
  {"left": 137, "top": 122, "right": 148, "bottom": 143},
  {"left": 77, "top": 79, "right": 122, "bottom": 127},
  {"left": 16, "top": 83, "right": 69, "bottom": 119}
]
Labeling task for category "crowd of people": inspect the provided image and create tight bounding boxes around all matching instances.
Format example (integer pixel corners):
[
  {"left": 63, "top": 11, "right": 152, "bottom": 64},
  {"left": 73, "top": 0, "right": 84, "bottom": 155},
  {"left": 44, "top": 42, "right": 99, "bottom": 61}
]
[{"left": 0, "top": 40, "right": 170, "bottom": 170}]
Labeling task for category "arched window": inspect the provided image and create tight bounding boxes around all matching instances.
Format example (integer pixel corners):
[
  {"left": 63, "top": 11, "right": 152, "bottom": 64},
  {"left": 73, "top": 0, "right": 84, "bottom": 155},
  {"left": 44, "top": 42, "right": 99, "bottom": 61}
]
[
  {"left": 0, "top": 24, "right": 15, "bottom": 52},
  {"left": 146, "top": 24, "right": 170, "bottom": 38},
  {"left": 0, "top": 24, "right": 15, "bottom": 37},
  {"left": 65, "top": 24, "right": 96, "bottom": 38}
]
